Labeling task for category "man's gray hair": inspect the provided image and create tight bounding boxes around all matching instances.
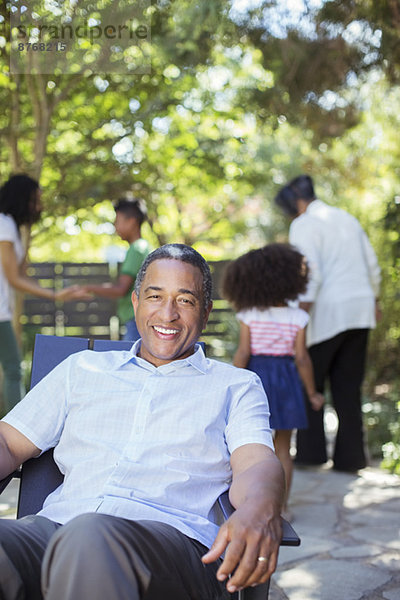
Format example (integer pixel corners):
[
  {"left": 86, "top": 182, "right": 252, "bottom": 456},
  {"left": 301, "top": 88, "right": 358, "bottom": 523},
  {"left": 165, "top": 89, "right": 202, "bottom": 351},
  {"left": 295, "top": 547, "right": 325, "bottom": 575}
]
[{"left": 134, "top": 244, "right": 213, "bottom": 309}]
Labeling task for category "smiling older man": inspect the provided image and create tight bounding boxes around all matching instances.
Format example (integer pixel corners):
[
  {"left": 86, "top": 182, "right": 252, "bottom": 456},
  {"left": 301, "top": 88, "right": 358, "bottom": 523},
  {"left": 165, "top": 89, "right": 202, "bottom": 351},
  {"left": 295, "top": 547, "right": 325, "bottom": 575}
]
[{"left": 0, "top": 244, "right": 284, "bottom": 600}]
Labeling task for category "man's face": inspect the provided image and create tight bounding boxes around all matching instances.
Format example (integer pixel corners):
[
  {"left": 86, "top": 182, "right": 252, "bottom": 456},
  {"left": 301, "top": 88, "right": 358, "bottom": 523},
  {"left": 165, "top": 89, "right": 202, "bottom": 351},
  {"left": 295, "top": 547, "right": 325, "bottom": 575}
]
[{"left": 132, "top": 258, "right": 212, "bottom": 367}]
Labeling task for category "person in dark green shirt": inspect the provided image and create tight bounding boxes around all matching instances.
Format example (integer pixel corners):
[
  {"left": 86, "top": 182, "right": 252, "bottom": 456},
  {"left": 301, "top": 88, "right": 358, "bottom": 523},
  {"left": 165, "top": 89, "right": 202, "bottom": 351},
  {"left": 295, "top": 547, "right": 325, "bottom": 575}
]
[{"left": 82, "top": 197, "right": 151, "bottom": 340}]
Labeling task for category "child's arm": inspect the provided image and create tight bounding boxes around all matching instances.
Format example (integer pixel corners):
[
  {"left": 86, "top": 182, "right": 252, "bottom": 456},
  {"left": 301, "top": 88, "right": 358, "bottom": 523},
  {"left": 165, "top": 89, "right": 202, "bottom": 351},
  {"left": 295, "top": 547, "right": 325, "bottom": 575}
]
[
  {"left": 294, "top": 328, "right": 324, "bottom": 411},
  {"left": 233, "top": 321, "right": 251, "bottom": 368}
]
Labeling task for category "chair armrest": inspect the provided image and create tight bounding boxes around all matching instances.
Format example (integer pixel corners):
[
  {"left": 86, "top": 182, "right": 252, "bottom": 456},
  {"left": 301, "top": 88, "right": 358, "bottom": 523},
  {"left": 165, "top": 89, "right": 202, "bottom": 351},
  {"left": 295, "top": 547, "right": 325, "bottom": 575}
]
[
  {"left": 0, "top": 469, "right": 21, "bottom": 495},
  {"left": 217, "top": 491, "right": 300, "bottom": 547},
  {"left": 218, "top": 490, "right": 236, "bottom": 520},
  {"left": 281, "top": 518, "right": 300, "bottom": 546}
]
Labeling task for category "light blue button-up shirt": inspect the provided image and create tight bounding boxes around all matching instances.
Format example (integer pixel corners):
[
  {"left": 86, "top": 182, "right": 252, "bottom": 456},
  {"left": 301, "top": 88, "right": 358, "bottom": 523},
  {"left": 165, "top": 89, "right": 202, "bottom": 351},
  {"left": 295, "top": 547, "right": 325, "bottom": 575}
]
[{"left": 3, "top": 342, "right": 273, "bottom": 548}]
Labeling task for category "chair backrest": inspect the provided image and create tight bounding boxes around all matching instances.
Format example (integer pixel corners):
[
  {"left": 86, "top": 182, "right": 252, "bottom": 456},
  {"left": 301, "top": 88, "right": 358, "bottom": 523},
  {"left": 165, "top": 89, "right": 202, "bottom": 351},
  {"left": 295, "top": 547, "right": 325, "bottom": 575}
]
[
  {"left": 18, "top": 335, "right": 91, "bottom": 517},
  {"left": 17, "top": 335, "right": 204, "bottom": 517},
  {"left": 91, "top": 339, "right": 133, "bottom": 352},
  {"left": 29, "top": 334, "right": 91, "bottom": 387},
  {"left": 17, "top": 335, "right": 299, "bottom": 555}
]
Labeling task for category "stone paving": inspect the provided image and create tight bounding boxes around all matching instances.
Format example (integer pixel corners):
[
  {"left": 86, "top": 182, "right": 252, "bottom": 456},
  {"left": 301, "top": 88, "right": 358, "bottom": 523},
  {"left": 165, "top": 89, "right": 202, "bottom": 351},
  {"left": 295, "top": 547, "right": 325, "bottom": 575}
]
[
  {"left": 271, "top": 463, "right": 400, "bottom": 600},
  {"left": 0, "top": 477, "right": 18, "bottom": 519},
  {"left": 1, "top": 464, "right": 399, "bottom": 599}
]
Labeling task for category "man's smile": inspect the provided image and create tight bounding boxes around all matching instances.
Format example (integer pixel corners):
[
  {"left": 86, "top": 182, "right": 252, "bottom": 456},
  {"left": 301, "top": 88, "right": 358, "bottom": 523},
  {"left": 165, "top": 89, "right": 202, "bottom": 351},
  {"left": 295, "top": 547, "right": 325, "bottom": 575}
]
[{"left": 153, "top": 325, "right": 179, "bottom": 335}]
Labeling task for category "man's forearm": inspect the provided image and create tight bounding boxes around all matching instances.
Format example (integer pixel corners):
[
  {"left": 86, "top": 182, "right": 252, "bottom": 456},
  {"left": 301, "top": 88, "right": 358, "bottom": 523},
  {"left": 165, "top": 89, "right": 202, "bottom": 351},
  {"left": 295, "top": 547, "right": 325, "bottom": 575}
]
[
  {"left": 202, "top": 447, "right": 285, "bottom": 593},
  {"left": 229, "top": 453, "right": 285, "bottom": 515},
  {"left": 0, "top": 436, "right": 19, "bottom": 480},
  {"left": 0, "top": 422, "right": 40, "bottom": 479}
]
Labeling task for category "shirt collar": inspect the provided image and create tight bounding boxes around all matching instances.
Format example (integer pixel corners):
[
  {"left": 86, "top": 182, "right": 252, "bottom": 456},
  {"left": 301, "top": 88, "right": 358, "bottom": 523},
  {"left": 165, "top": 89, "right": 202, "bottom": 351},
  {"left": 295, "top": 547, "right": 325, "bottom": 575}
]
[
  {"left": 115, "top": 339, "right": 208, "bottom": 374},
  {"left": 305, "top": 198, "right": 324, "bottom": 215}
]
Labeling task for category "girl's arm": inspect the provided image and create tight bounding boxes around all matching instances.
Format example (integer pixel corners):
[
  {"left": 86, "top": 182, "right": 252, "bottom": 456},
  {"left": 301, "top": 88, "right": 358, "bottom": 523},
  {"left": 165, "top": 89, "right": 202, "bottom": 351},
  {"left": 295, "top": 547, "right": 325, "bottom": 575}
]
[
  {"left": 233, "top": 321, "right": 251, "bottom": 368},
  {"left": 294, "top": 327, "right": 324, "bottom": 410},
  {"left": 0, "top": 241, "right": 78, "bottom": 301}
]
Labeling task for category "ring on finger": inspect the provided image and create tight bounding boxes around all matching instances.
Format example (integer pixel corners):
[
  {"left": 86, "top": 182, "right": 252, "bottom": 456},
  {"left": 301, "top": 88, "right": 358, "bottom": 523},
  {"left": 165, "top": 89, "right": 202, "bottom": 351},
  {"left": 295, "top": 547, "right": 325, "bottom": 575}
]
[{"left": 257, "top": 556, "right": 268, "bottom": 563}]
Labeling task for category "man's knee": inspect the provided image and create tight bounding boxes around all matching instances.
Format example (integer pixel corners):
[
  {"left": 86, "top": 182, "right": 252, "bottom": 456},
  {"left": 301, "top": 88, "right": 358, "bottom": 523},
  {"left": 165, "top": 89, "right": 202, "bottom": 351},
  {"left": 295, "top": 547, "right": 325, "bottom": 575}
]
[
  {"left": 46, "top": 513, "right": 112, "bottom": 553},
  {"left": 42, "top": 514, "right": 145, "bottom": 599}
]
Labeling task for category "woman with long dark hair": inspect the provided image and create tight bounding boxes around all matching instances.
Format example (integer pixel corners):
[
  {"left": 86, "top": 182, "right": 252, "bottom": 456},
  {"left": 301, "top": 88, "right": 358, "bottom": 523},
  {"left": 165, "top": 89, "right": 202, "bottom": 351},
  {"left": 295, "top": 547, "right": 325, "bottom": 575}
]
[{"left": 0, "top": 174, "right": 75, "bottom": 411}]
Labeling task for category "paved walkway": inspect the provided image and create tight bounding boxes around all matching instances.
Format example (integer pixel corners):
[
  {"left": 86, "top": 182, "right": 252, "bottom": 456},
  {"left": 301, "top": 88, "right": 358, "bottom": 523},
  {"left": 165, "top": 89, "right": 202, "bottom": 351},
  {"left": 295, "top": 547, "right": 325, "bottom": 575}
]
[
  {"left": 271, "top": 463, "right": 400, "bottom": 600},
  {"left": 1, "top": 464, "right": 399, "bottom": 599},
  {"left": 0, "top": 477, "right": 18, "bottom": 519}
]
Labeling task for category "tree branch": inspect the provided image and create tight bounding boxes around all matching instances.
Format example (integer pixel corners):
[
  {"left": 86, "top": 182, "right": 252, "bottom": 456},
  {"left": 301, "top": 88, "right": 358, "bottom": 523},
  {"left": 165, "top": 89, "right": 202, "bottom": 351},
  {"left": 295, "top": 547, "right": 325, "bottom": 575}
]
[{"left": 9, "top": 74, "right": 22, "bottom": 172}]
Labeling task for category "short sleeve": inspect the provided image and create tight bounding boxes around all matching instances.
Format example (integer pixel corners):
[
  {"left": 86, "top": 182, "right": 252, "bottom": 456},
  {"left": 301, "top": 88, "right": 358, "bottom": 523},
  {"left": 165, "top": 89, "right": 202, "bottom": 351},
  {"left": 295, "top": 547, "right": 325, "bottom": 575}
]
[
  {"left": 0, "top": 215, "right": 16, "bottom": 243},
  {"left": 1, "top": 355, "right": 73, "bottom": 452},
  {"left": 236, "top": 309, "right": 251, "bottom": 325},
  {"left": 296, "top": 308, "right": 309, "bottom": 329},
  {"left": 225, "top": 371, "right": 274, "bottom": 454}
]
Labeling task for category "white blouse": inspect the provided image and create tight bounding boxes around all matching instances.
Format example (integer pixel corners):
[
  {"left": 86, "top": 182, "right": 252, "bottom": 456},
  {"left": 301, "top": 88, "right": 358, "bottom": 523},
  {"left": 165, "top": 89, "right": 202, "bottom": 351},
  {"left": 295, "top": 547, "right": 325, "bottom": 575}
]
[
  {"left": 290, "top": 200, "right": 381, "bottom": 346},
  {"left": 0, "top": 214, "right": 24, "bottom": 321}
]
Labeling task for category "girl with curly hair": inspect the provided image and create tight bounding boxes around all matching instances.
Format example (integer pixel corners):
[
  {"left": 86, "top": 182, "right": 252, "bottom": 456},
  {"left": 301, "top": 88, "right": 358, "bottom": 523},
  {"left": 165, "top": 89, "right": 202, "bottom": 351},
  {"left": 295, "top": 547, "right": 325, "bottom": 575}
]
[{"left": 222, "top": 243, "right": 324, "bottom": 515}]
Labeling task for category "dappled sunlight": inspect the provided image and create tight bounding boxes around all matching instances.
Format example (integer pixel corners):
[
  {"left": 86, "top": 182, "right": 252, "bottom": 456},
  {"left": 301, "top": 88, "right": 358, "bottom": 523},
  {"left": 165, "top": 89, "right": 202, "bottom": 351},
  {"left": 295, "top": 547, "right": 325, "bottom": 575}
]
[
  {"left": 343, "top": 467, "right": 400, "bottom": 509},
  {"left": 324, "top": 406, "right": 338, "bottom": 433},
  {"left": 278, "top": 565, "right": 319, "bottom": 588},
  {"left": 276, "top": 564, "right": 327, "bottom": 600}
]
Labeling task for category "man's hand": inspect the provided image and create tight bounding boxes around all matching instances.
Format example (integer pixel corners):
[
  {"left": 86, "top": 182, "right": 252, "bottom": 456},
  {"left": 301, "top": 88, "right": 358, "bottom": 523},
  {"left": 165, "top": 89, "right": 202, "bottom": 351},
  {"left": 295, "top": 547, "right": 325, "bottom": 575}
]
[
  {"left": 202, "top": 443, "right": 285, "bottom": 594},
  {"left": 202, "top": 501, "right": 282, "bottom": 593}
]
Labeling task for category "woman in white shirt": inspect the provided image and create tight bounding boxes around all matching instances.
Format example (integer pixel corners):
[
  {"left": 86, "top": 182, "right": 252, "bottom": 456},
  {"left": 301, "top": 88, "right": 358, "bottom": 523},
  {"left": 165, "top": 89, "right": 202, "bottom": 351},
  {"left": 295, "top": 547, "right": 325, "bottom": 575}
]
[
  {"left": 0, "top": 174, "right": 75, "bottom": 412},
  {"left": 275, "top": 174, "right": 381, "bottom": 471}
]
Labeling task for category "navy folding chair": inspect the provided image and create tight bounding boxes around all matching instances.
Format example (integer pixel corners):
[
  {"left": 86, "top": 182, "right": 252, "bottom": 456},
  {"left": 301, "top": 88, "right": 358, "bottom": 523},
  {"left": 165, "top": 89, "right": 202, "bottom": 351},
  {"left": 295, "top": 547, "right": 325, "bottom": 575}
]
[
  {"left": 91, "top": 338, "right": 133, "bottom": 352},
  {"left": 0, "top": 334, "right": 300, "bottom": 599},
  {"left": 17, "top": 335, "right": 90, "bottom": 517}
]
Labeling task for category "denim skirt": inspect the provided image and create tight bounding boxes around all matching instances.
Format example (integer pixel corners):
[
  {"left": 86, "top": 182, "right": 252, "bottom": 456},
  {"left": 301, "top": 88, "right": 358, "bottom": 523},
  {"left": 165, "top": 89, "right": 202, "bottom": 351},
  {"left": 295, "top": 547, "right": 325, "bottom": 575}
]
[{"left": 247, "top": 355, "right": 308, "bottom": 430}]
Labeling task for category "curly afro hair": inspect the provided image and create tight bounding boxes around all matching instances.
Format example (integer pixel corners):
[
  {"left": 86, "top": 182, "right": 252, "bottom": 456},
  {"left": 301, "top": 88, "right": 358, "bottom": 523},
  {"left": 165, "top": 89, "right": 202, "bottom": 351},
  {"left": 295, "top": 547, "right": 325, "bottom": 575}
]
[{"left": 221, "top": 243, "right": 309, "bottom": 311}]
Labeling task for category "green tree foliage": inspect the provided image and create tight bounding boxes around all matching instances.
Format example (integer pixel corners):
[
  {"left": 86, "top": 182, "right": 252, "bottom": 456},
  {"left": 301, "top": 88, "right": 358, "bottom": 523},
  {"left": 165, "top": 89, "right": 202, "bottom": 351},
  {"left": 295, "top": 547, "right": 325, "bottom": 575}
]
[
  {"left": 1, "top": 1, "right": 400, "bottom": 465},
  {"left": 316, "top": 0, "right": 400, "bottom": 82},
  {"left": 1, "top": 0, "right": 265, "bottom": 252}
]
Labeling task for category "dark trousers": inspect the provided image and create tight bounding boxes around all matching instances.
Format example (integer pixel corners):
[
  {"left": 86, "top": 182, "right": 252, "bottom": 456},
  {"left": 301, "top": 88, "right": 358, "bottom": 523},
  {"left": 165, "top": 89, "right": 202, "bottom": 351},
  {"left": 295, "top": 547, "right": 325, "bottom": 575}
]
[
  {"left": 0, "top": 513, "right": 227, "bottom": 600},
  {"left": 296, "top": 328, "right": 369, "bottom": 471},
  {"left": 0, "top": 320, "right": 22, "bottom": 413}
]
